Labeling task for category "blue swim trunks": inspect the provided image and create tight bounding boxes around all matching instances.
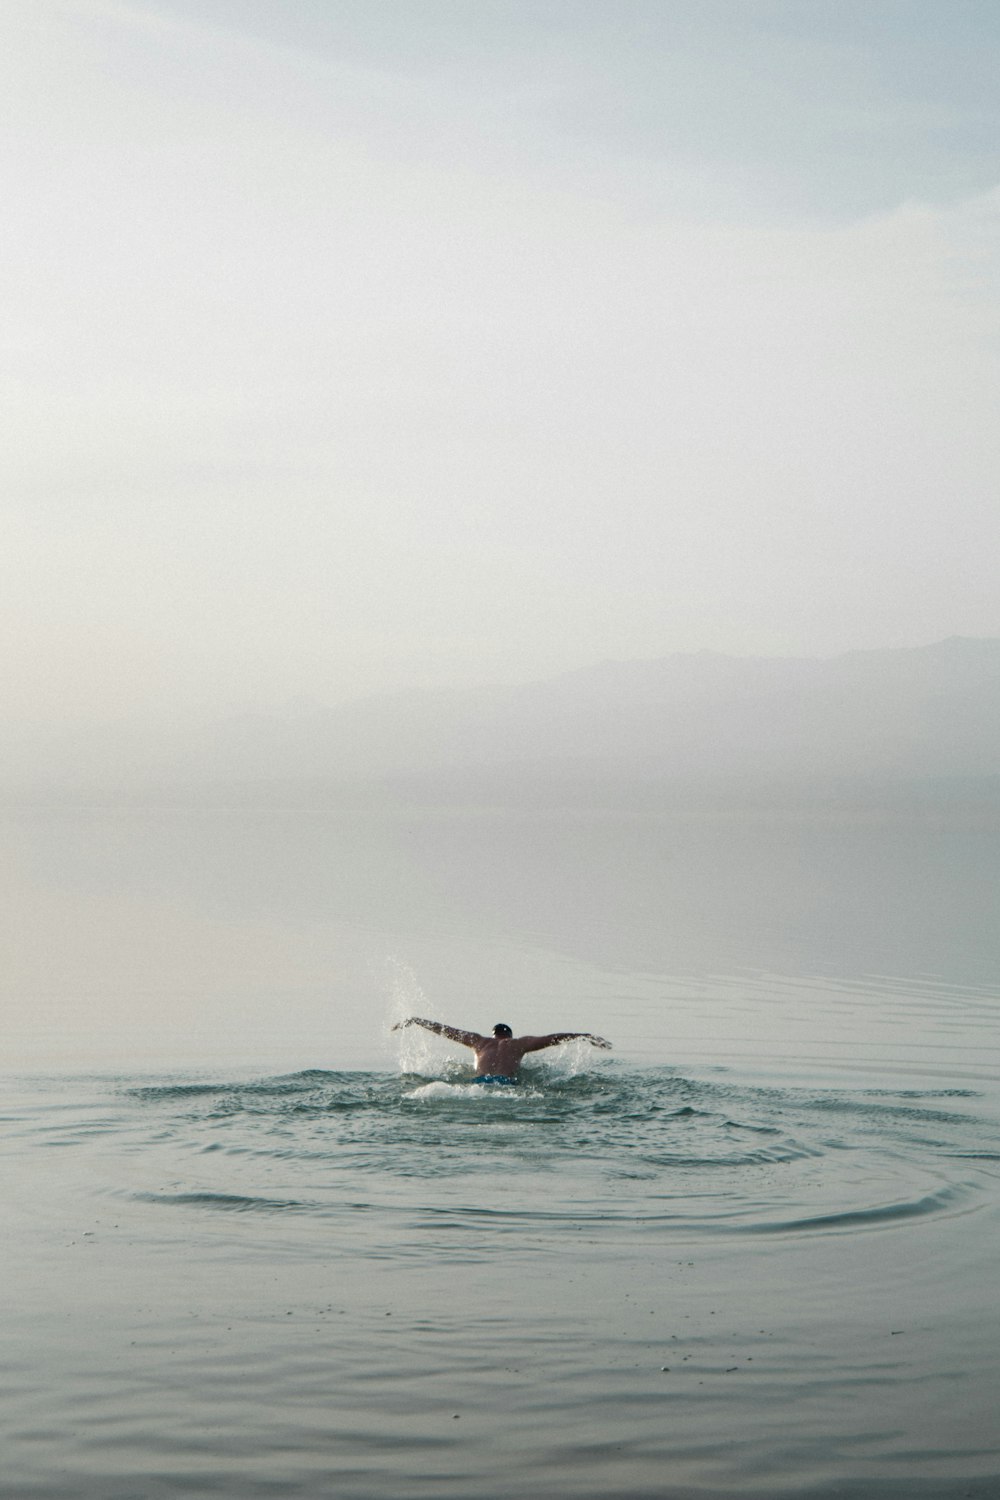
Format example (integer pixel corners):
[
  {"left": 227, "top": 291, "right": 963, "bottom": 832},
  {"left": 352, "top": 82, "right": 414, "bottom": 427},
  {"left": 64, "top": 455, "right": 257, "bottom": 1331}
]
[{"left": 472, "top": 1074, "right": 518, "bottom": 1086}]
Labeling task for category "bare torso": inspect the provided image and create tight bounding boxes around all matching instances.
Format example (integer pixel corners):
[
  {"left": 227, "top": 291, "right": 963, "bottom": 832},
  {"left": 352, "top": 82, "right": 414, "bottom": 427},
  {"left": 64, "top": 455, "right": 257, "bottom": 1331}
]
[
  {"left": 470, "top": 1036, "right": 532, "bottom": 1076},
  {"left": 392, "top": 1018, "right": 612, "bottom": 1077}
]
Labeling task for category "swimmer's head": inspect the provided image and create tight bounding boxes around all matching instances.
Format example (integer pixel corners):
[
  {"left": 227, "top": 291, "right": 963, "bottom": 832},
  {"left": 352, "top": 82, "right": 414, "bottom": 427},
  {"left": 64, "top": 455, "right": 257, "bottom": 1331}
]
[{"left": 492, "top": 1023, "right": 513, "bottom": 1038}]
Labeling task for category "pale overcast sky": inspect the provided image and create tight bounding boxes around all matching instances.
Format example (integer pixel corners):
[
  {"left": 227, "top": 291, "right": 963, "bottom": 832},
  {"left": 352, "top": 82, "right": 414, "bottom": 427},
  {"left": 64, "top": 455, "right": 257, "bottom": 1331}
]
[{"left": 4, "top": 0, "right": 1000, "bottom": 731}]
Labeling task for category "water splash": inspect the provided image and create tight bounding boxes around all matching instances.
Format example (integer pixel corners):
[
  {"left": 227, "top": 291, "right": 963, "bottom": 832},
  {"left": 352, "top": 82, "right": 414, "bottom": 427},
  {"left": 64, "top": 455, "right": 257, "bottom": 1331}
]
[
  {"left": 529, "top": 1035, "right": 613, "bottom": 1081},
  {"left": 381, "top": 959, "right": 459, "bottom": 1076},
  {"left": 382, "top": 960, "right": 615, "bottom": 1083},
  {"left": 407, "top": 1080, "right": 537, "bottom": 1102}
]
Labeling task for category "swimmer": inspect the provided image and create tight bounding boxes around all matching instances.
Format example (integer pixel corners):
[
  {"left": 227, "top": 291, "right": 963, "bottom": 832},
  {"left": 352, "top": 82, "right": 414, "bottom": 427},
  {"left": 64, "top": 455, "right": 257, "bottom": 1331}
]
[{"left": 391, "top": 1017, "right": 612, "bottom": 1082}]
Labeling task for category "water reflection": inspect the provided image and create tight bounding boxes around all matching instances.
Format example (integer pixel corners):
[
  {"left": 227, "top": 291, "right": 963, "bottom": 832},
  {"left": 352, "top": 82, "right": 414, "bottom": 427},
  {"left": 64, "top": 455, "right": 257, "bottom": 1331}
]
[{"left": 2, "top": 803, "right": 999, "bottom": 1072}]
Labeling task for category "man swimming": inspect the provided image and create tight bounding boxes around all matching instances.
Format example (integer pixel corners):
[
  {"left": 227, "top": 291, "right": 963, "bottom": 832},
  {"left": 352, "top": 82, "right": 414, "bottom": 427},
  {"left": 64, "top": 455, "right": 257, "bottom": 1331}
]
[{"left": 391, "top": 1017, "right": 612, "bottom": 1082}]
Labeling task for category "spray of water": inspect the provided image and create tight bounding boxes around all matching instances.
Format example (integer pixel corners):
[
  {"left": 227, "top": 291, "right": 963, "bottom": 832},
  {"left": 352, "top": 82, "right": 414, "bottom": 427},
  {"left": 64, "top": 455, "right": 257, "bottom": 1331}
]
[
  {"left": 382, "top": 959, "right": 612, "bottom": 1084},
  {"left": 526, "top": 1035, "right": 611, "bottom": 1082},
  {"left": 382, "top": 959, "right": 467, "bottom": 1078}
]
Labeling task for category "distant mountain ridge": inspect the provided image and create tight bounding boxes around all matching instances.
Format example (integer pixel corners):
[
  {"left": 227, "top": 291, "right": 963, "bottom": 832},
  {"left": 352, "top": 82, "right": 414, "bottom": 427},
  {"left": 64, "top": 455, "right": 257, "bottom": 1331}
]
[
  {"left": 175, "top": 636, "right": 1000, "bottom": 791},
  {"left": 5, "top": 637, "right": 999, "bottom": 801}
]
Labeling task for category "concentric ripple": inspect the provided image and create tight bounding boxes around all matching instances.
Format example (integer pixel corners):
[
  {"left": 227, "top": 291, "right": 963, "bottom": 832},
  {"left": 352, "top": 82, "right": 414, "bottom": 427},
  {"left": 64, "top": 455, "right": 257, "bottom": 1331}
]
[{"left": 106, "top": 1065, "right": 1000, "bottom": 1240}]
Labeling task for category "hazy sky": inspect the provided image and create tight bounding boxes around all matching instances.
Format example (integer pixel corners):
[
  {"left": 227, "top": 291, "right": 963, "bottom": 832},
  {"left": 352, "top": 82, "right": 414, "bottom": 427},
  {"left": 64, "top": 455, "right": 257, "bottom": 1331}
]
[{"left": 5, "top": 0, "right": 1000, "bottom": 730}]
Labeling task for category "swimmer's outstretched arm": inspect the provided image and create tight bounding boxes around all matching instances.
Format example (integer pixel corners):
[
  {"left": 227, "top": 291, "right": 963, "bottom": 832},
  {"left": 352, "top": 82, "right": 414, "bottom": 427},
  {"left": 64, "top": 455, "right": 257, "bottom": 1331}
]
[
  {"left": 520, "top": 1032, "right": 612, "bottom": 1053},
  {"left": 391, "top": 1016, "right": 485, "bottom": 1049}
]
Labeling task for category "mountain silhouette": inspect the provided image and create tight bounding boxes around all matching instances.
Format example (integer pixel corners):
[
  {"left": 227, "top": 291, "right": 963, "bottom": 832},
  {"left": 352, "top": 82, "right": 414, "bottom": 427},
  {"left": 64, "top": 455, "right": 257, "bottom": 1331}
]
[{"left": 168, "top": 636, "right": 1000, "bottom": 797}]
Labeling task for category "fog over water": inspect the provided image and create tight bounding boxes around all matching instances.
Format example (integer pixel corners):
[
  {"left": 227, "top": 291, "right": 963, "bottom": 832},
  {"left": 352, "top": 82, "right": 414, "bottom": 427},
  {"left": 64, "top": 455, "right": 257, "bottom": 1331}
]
[
  {"left": 4, "top": 782, "right": 999, "bottom": 1071},
  {"left": 5, "top": 793, "right": 1000, "bottom": 1499},
  {"left": 4, "top": 2, "right": 1000, "bottom": 739},
  {"left": 5, "top": 4, "right": 1000, "bottom": 1495}
]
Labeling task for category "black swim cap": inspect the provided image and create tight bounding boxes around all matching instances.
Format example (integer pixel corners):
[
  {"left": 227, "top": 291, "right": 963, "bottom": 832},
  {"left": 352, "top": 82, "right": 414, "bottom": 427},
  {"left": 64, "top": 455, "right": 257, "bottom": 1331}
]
[{"left": 492, "top": 1023, "right": 513, "bottom": 1038}]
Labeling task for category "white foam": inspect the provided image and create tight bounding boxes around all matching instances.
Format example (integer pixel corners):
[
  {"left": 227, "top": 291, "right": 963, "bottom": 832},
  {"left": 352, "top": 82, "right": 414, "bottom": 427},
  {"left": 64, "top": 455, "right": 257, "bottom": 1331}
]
[{"left": 407, "top": 1080, "right": 534, "bottom": 1101}]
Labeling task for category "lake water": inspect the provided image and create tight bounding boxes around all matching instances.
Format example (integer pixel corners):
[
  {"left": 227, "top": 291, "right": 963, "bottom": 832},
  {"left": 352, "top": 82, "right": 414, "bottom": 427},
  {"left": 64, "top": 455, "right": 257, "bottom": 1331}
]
[{"left": 3, "top": 802, "right": 1000, "bottom": 1498}]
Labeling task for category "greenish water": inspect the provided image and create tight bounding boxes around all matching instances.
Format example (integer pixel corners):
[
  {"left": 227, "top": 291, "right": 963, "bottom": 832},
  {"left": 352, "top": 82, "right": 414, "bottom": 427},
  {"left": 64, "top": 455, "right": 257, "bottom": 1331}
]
[{"left": 3, "top": 805, "right": 1000, "bottom": 1496}]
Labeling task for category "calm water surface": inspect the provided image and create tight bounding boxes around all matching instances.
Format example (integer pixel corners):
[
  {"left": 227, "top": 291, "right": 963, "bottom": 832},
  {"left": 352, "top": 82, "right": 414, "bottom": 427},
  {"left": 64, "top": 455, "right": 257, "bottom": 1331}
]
[{"left": 3, "top": 805, "right": 1000, "bottom": 1497}]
